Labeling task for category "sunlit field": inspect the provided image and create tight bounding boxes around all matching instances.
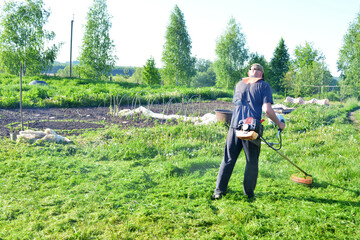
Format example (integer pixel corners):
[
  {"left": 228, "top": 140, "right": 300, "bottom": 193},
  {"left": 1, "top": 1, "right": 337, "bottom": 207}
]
[{"left": 1, "top": 100, "right": 359, "bottom": 239}]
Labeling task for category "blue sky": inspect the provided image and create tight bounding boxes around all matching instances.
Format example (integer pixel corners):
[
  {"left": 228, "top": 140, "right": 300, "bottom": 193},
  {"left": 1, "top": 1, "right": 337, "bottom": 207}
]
[{"left": 1, "top": 0, "right": 360, "bottom": 76}]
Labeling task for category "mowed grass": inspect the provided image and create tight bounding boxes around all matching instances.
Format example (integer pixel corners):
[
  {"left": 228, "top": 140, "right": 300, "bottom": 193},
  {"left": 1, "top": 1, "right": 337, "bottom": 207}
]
[{"left": 0, "top": 103, "right": 359, "bottom": 239}]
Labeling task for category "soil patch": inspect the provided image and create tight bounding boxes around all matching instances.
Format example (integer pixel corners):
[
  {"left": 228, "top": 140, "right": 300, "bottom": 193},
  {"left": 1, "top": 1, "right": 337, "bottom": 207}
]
[
  {"left": 349, "top": 111, "right": 360, "bottom": 129},
  {"left": 0, "top": 101, "right": 233, "bottom": 138}
]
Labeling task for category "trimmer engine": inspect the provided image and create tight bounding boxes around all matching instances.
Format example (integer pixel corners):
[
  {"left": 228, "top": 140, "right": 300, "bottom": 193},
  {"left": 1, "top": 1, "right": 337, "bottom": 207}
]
[{"left": 235, "top": 117, "right": 263, "bottom": 140}]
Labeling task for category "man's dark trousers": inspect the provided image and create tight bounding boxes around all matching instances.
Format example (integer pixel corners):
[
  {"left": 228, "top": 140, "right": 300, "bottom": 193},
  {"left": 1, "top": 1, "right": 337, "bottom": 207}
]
[{"left": 214, "top": 127, "right": 261, "bottom": 198}]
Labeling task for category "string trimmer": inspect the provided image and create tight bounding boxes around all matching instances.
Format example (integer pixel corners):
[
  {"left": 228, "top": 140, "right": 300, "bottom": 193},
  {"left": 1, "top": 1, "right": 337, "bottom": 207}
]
[
  {"left": 260, "top": 128, "right": 313, "bottom": 185},
  {"left": 236, "top": 117, "right": 313, "bottom": 185}
]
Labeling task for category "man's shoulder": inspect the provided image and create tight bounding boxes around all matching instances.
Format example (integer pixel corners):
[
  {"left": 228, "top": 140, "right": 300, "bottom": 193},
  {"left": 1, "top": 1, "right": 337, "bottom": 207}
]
[
  {"left": 255, "top": 79, "right": 271, "bottom": 88},
  {"left": 235, "top": 78, "right": 271, "bottom": 89},
  {"left": 260, "top": 80, "right": 271, "bottom": 87},
  {"left": 249, "top": 79, "right": 271, "bottom": 88}
]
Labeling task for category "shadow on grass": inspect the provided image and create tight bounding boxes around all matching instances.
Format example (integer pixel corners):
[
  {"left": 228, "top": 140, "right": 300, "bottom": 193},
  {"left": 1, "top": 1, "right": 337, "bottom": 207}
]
[
  {"left": 312, "top": 180, "right": 358, "bottom": 193},
  {"left": 260, "top": 171, "right": 284, "bottom": 180},
  {"left": 297, "top": 196, "right": 360, "bottom": 207},
  {"left": 216, "top": 183, "right": 359, "bottom": 207},
  {"left": 311, "top": 180, "right": 360, "bottom": 200},
  {"left": 277, "top": 180, "right": 360, "bottom": 207},
  {"left": 186, "top": 160, "right": 220, "bottom": 177},
  {"left": 280, "top": 193, "right": 360, "bottom": 207}
]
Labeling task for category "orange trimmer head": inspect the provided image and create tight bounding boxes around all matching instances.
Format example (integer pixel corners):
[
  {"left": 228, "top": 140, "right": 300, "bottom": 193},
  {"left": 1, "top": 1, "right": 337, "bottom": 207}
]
[{"left": 290, "top": 173, "right": 313, "bottom": 186}]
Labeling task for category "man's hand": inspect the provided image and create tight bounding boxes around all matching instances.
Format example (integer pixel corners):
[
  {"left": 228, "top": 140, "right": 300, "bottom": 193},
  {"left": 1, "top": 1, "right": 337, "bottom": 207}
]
[
  {"left": 263, "top": 103, "right": 286, "bottom": 131},
  {"left": 278, "top": 121, "right": 285, "bottom": 131}
]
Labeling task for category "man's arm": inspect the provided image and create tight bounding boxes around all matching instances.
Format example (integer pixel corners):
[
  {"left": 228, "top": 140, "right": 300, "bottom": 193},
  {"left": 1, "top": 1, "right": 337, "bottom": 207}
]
[{"left": 262, "top": 103, "right": 285, "bottom": 130}]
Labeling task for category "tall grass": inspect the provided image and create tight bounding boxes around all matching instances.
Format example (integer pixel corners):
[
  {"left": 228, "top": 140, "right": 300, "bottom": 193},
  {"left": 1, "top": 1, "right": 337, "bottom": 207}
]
[
  {"left": 343, "top": 97, "right": 360, "bottom": 112},
  {"left": 0, "top": 102, "right": 359, "bottom": 239},
  {"left": 0, "top": 74, "right": 232, "bottom": 108}
]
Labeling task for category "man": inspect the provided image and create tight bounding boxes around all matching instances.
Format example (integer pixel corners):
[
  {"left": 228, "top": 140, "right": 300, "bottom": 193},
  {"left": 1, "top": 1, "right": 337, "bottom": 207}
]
[{"left": 212, "top": 63, "right": 285, "bottom": 200}]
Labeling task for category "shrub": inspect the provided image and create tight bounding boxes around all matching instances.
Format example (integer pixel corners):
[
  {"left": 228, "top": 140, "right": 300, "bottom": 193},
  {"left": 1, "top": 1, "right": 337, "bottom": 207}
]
[
  {"left": 343, "top": 97, "right": 360, "bottom": 112},
  {"left": 326, "top": 91, "right": 340, "bottom": 102}
]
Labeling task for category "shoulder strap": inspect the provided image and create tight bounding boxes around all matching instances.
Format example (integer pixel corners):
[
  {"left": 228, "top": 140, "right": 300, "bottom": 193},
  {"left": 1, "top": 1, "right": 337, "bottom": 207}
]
[{"left": 242, "top": 77, "right": 263, "bottom": 84}]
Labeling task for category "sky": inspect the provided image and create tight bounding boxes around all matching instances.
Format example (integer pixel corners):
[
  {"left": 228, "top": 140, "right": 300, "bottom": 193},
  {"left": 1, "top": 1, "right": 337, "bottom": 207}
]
[{"left": 1, "top": 0, "right": 360, "bottom": 77}]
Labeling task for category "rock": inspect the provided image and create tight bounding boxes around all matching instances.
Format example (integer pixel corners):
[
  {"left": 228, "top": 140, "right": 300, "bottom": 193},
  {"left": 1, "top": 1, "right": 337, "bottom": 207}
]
[{"left": 29, "top": 80, "right": 48, "bottom": 86}]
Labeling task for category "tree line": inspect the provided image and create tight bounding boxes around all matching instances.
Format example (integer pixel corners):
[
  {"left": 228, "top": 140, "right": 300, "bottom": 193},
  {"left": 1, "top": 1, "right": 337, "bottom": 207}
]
[{"left": 0, "top": 0, "right": 359, "bottom": 98}]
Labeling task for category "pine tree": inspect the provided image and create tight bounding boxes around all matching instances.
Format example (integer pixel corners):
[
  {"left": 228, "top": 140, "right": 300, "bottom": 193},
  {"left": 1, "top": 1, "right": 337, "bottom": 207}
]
[
  {"left": 162, "top": 5, "right": 195, "bottom": 86},
  {"left": 143, "top": 57, "right": 161, "bottom": 85},
  {"left": 78, "top": 0, "right": 116, "bottom": 80},
  {"left": 269, "top": 38, "right": 290, "bottom": 92}
]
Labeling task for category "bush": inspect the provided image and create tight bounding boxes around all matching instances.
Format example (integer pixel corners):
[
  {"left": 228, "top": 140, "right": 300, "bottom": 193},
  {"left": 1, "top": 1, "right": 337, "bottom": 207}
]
[
  {"left": 343, "top": 97, "right": 360, "bottom": 112},
  {"left": 326, "top": 91, "right": 340, "bottom": 102}
]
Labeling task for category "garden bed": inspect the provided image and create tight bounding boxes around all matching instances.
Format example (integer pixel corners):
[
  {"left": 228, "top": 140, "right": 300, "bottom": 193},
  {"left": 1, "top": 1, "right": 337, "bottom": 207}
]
[{"left": 0, "top": 101, "right": 233, "bottom": 138}]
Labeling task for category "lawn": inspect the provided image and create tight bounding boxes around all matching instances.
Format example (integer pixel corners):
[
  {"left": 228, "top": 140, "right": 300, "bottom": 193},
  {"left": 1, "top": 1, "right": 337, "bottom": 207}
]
[{"left": 0, "top": 102, "right": 359, "bottom": 239}]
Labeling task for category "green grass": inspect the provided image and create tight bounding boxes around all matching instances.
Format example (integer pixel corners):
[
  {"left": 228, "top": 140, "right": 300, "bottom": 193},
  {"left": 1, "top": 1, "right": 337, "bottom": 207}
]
[
  {"left": 343, "top": 97, "right": 360, "bottom": 112},
  {"left": 354, "top": 109, "right": 360, "bottom": 123},
  {"left": 0, "top": 73, "right": 232, "bottom": 108},
  {"left": 0, "top": 103, "right": 359, "bottom": 239}
]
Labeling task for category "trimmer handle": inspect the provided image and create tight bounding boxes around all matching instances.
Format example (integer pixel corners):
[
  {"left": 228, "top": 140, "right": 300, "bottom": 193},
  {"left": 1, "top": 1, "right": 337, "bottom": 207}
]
[
  {"left": 277, "top": 129, "right": 282, "bottom": 149},
  {"left": 278, "top": 119, "right": 285, "bottom": 132},
  {"left": 261, "top": 117, "right": 284, "bottom": 151}
]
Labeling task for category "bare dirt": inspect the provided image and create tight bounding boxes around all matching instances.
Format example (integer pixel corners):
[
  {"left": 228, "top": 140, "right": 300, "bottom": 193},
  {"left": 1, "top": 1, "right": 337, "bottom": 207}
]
[
  {"left": 0, "top": 101, "right": 233, "bottom": 139},
  {"left": 349, "top": 111, "right": 360, "bottom": 129}
]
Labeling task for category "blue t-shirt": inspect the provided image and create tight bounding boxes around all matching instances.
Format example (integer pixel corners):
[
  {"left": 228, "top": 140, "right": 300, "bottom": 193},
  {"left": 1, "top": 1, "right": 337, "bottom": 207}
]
[{"left": 230, "top": 79, "right": 273, "bottom": 129}]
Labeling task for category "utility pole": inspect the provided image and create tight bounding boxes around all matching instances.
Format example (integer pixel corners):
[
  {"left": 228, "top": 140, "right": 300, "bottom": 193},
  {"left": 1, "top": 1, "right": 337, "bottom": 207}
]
[
  {"left": 20, "top": 62, "right": 24, "bottom": 131},
  {"left": 70, "top": 15, "right": 74, "bottom": 78}
]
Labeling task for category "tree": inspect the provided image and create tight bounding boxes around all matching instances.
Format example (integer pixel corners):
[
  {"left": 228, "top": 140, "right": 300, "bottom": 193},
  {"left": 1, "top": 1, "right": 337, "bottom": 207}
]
[
  {"left": 78, "top": 0, "right": 116, "bottom": 80},
  {"left": 131, "top": 67, "right": 143, "bottom": 84},
  {"left": 284, "top": 42, "right": 332, "bottom": 97},
  {"left": 142, "top": 57, "right": 161, "bottom": 85},
  {"left": 162, "top": 5, "right": 195, "bottom": 86},
  {"left": 269, "top": 37, "right": 290, "bottom": 92},
  {"left": 214, "top": 17, "right": 249, "bottom": 89},
  {"left": 247, "top": 53, "right": 269, "bottom": 79},
  {"left": 57, "top": 65, "right": 80, "bottom": 78},
  {"left": 191, "top": 58, "right": 216, "bottom": 87},
  {"left": 0, "top": 0, "right": 60, "bottom": 75},
  {"left": 292, "top": 42, "right": 324, "bottom": 70},
  {"left": 195, "top": 58, "right": 212, "bottom": 73},
  {"left": 294, "top": 62, "right": 332, "bottom": 96},
  {"left": 337, "top": 11, "right": 360, "bottom": 97}
]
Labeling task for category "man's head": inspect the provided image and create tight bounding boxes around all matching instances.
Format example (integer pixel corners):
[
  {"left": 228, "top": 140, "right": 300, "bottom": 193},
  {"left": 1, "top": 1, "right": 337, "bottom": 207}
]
[{"left": 248, "top": 63, "right": 264, "bottom": 78}]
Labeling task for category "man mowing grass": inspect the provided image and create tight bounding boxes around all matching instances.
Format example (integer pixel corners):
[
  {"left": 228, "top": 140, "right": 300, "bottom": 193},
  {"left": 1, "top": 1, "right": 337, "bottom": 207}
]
[{"left": 212, "top": 63, "right": 285, "bottom": 200}]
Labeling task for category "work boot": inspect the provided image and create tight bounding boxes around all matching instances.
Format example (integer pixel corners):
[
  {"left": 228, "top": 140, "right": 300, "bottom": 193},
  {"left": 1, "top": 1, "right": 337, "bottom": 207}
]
[
  {"left": 211, "top": 193, "right": 225, "bottom": 200},
  {"left": 247, "top": 194, "right": 256, "bottom": 202}
]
